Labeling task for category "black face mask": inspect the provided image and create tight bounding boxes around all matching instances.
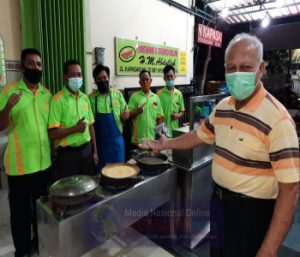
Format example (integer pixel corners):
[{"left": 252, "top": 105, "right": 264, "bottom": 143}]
[
  {"left": 97, "top": 80, "right": 109, "bottom": 93},
  {"left": 23, "top": 68, "right": 43, "bottom": 84}
]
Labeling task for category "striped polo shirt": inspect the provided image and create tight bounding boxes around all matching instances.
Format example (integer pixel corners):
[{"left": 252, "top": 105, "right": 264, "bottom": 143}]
[{"left": 197, "top": 85, "right": 300, "bottom": 199}]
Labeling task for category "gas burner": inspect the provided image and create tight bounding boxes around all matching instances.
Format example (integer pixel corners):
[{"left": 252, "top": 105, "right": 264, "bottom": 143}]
[
  {"left": 41, "top": 195, "right": 103, "bottom": 219},
  {"left": 99, "top": 181, "right": 133, "bottom": 193}
]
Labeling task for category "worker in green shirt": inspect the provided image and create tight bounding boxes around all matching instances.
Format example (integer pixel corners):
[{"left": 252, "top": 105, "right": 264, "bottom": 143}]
[
  {"left": 89, "top": 64, "right": 129, "bottom": 172},
  {"left": 128, "top": 69, "right": 164, "bottom": 146},
  {"left": 48, "top": 60, "right": 98, "bottom": 179},
  {"left": 157, "top": 65, "right": 185, "bottom": 137},
  {"left": 0, "top": 48, "right": 52, "bottom": 257}
]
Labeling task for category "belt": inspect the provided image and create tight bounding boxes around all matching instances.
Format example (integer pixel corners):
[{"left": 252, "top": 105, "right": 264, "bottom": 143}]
[
  {"left": 213, "top": 183, "right": 253, "bottom": 200},
  {"left": 57, "top": 142, "right": 90, "bottom": 152}
]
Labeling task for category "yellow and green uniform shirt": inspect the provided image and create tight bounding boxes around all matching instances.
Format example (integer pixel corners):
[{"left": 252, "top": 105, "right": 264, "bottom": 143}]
[
  {"left": 128, "top": 90, "right": 164, "bottom": 144},
  {"left": 48, "top": 86, "right": 94, "bottom": 148},
  {"left": 0, "top": 80, "right": 52, "bottom": 176},
  {"left": 157, "top": 87, "right": 185, "bottom": 137},
  {"left": 89, "top": 87, "right": 127, "bottom": 133}
]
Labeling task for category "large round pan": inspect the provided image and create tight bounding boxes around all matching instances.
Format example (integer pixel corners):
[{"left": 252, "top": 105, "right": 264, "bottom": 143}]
[
  {"left": 49, "top": 175, "right": 98, "bottom": 206},
  {"left": 100, "top": 163, "right": 142, "bottom": 188},
  {"left": 136, "top": 152, "right": 169, "bottom": 173}
]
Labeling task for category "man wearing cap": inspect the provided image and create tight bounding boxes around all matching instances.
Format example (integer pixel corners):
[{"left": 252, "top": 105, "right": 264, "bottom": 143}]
[
  {"left": 157, "top": 65, "right": 185, "bottom": 137},
  {"left": 149, "top": 33, "right": 299, "bottom": 257},
  {"left": 48, "top": 60, "right": 98, "bottom": 179},
  {"left": 0, "top": 48, "right": 52, "bottom": 257}
]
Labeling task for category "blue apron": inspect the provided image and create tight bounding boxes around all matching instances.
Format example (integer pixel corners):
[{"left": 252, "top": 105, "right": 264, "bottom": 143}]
[{"left": 94, "top": 93, "right": 125, "bottom": 173}]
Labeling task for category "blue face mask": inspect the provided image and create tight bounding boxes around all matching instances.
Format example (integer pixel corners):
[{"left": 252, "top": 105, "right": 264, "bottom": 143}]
[
  {"left": 225, "top": 67, "right": 259, "bottom": 101},
  {"left": 68, "top": 77, "right": 83, "bottom": 92},
  {"left": 166, "top": 80, "right": 175, "bottom": 88}
]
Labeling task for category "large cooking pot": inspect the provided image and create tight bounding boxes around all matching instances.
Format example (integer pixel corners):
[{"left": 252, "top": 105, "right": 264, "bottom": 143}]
[
  {"left": 100, "top": 163, "right": 142, "bottom": 189},
  {"left": 135, "top": 152, "right": 169, "bottom": 173},
  {"left": 49, "top": 175, "right": 98, "bottom": 206}
]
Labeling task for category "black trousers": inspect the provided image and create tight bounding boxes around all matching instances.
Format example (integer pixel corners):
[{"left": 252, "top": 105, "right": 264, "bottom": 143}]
[
  {"left": 54, "top": 142, "right": 94, "bottom": 180},
  {"left": 7, "top": 167, "right": 51, "bottom": 257},
  {"left": 210, "top": 184, "right": 275, "bottom": 257}
]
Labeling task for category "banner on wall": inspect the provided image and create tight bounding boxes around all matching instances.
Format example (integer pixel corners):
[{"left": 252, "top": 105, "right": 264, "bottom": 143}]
[
  {"left": 115, "top": 38, "right": 181, "bottom": 75},
  {"left": 0, "top": 34, "right": 6, "bottom": 90},
  {"left": 179, "top": 51, "right": 187, "bottom": 75}
]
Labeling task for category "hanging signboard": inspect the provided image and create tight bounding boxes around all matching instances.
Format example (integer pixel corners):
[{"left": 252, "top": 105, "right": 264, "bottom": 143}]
[
  {"left": 197, "top": 24, "right": 223, "bottom": 48},
  {"left": 115, "top": 38, "right": 179, "bottom": 75},
  {"left": 0, "top": 34, "right": 6, "bottom": 90}
]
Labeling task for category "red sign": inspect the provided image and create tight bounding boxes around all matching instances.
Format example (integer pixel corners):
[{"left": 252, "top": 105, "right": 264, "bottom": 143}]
[{"left": 197, "top": 24, "right": 223, "bottom": 48}]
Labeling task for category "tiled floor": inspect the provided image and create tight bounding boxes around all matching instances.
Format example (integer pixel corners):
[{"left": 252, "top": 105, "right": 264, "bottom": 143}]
[{"left": 0, "top": 224, "right": 14, "bottom": 257}]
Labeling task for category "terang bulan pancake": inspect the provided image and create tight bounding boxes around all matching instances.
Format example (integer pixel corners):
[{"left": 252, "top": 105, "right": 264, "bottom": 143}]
[{"left": 101, "top": 163, "right": 139, "bottom": 179}]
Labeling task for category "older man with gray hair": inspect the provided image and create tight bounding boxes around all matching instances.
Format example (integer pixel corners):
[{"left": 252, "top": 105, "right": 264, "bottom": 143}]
[{"left": 148, "top": 33, "right": 299, "bottom": 257}]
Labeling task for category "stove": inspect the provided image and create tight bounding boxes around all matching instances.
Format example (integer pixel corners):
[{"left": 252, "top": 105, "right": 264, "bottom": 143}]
[
  {"left": 37, "top": 167, "right": 177, "bottom": 257},
  {"left": 40, "top": 195, "right": 104, "bottom": 219}
]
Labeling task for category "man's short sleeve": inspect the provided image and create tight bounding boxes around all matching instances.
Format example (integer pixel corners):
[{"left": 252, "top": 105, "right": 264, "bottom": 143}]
[
  {"left": 156, "top": 96, "right": 164, "bottom": 118},
  {"left": 119, "top": 92, "right": 127, "bottom": 112},
  {"left": 128, "top": 94, "right": 137, "bottom": 112},
  {"left": 48, "top": 98, "right": 62, "bottom": 129},
  {"left": 0, "top": 91, "right": 8, "bottom": 111},
  {"left": 179, "top": 93, "right": 185, "bottom": 112},
  {"left": 196, "top": 109, "right": 216, "bottom": 145},
  {"left": 268, "top": 118, "right": 300, "bottom": 183},
  {"left": 86, "top": 99, "right": 95, "bottom": 125}
]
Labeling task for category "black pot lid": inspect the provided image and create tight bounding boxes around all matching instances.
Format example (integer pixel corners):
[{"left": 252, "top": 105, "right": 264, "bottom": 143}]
[{"left": 49, "top": 175, "right": 98, "bottom": 197}]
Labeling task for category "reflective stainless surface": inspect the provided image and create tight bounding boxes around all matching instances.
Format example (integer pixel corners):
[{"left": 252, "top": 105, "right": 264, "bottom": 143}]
[
  {"left": 172, "top": 126, "right": 214, "bottom": 168},
  {"left": 171, "top": 154, "right": 213, "bottom": 249},
  {"left": 37, "top": 167, "right": 177, "bottom": 257},
  {"left": 49, "top": 175, "right": 98, "bottom": 197}
]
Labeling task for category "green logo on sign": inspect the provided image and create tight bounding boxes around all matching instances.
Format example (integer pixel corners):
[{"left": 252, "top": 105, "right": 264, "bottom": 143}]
[{"left": 119, "top": 46, "right": 135, "bottom": 62}]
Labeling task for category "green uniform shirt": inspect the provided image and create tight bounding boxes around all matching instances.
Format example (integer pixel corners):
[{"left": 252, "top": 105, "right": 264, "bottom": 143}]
[
  {"left": 49, "top": 86, "right": 94, "bottom": 148},
  {"left": 0, "top": 80, "right": 52, "bottom": 176},
  {"left": 128, "top": 90, "right": 164, "bottom": 144},
  {"left": 89, "top": 87, "right": 127, "bottom": 133},
  {"left": 157, "top": 87, "right": 185, "bottom": 137}
]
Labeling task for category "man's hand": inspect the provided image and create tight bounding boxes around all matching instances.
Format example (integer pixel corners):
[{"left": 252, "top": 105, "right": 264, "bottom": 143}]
[
  {"left": 93, "top": 152, "right": 99, "bottom": 166},
  {"left": 6, "top": 92, "right": 22, "bottom": 110},
  {"left": 74, "top": 118, "right": 86, "bottom": 133},
  {"left": 136, "top": 103, "right": 146, "bottom": 115},
  {"left": 171, "top": 113, "right": 180, "bottom": 120},
  {"left": 147, "top": 132, "right": 167, "bottom": 152},
  {"left": 255, "top": 247, "right": 276, "bottom": 257},
  {"left": 121, "top": 106, "right": 130, "bottom": 121}
]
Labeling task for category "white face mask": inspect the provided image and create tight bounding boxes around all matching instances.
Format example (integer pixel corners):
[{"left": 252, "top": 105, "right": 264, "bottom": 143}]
[{"left": 68, "top": 77, "right": 83, "bottom": 92}]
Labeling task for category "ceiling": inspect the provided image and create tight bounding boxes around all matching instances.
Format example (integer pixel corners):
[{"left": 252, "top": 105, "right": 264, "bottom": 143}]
[{"left": 206, "top": 0, "right": 300, "bottom": 24}]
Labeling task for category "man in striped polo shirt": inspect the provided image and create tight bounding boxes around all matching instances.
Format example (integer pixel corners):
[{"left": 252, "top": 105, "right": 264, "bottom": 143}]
[{"left": 149, "top": 33, "right": 299, "bottom": 257}]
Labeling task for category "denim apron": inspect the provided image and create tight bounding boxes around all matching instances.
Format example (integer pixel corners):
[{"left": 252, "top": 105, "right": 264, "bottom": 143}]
[{"left": 94, "top": 93, "right": 125, "bottom": 173}]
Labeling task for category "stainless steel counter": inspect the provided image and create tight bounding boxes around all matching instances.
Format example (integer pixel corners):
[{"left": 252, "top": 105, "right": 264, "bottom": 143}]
[
  {"left": 37, "top": 167, "right": 177, "bottom": 257},
  {"left": 171, "top": 154, "right": 213, "bottom": 249}
]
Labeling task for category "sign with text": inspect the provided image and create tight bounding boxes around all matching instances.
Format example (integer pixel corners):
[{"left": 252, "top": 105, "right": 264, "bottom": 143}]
[
  {"left": 179, "top": 50, "right": 187, "bottom": 75},
  {"left": 197, "top": 24, "right": 223, "bottom": 48},
  {"left": 115, "top": 38, "right": 179, "bottom": 75}
]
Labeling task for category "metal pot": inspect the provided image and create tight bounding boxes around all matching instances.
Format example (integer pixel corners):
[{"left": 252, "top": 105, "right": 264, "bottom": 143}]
[
  {"left": 100, "top": 163, "right": 142, "bottom": 189},
  {"left": 136, "top": 152, "right": 170, "bottom": 173},
  {"left": 49, "top": 175, "right": 98, "bottom": 206}
]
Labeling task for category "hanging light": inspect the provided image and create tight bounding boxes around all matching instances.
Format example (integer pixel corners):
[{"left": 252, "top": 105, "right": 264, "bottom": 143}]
[
  {"left": 261, "top": 14, "right": 270, "bottom": 28},
  {"left": 220, "top": 0, "right": 229, "bottom": 18},
  {"left": 220, "top": 8, "right": 229, "bottom": 18},
  {"left": 276, "top": 0, "right": 285, "bottom": 8}
]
